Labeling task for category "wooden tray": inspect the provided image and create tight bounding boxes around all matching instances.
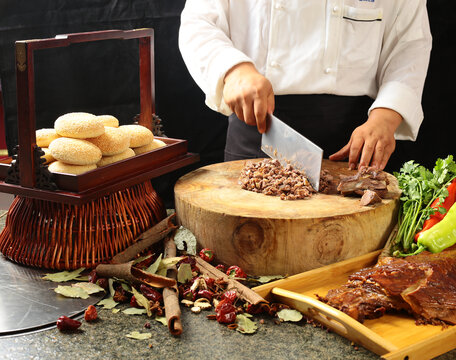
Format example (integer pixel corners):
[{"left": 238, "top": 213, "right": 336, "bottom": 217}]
[{"left": 253, "top": 250, "right": 456, "bottom": 360}]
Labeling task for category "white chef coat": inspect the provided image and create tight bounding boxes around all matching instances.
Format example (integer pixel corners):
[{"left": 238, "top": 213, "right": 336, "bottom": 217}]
[{"left": 179, "top": 0, "right": 432, "bottom": 141}]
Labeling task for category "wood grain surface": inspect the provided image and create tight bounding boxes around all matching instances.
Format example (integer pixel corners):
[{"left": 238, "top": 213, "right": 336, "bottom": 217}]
[{"left": 174, "top": 159, "right": 401, "bottom": 276}]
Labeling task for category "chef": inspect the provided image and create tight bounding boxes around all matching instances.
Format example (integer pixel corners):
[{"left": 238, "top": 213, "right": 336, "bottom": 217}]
[{"left": 179, "top": 0, "right": 432, "bottom": 171}]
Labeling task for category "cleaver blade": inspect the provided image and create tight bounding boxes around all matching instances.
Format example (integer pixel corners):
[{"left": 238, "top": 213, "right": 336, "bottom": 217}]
[{"left": 261, "top": 114, "right": 323, "bottom": 191}]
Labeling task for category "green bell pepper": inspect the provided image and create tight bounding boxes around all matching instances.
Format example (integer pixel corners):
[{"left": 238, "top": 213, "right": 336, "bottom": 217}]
[{"left": 417, "top": 202, "right": 456, "bottom": 253}]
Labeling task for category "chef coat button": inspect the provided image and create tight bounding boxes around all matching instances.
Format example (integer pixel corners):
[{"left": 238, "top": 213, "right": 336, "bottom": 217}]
[
  {"left": 332, "top": 6, "right": 339, "bottom": 14},
  {"left": 270, "top": 61, "right": 279, "bottom": 67},
  {"left": 324, "top": 67, "right": 332, "bottom": 74}
]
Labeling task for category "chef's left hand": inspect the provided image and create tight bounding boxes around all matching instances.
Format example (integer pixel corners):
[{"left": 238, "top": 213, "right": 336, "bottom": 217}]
[{"left": 329, "top": 108, "right": 402, "bottom": 170}]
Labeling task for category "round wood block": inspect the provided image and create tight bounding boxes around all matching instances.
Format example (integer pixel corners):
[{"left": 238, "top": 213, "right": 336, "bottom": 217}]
[{"left": 174, "top": 159, "right": 400, "bottom": 276}]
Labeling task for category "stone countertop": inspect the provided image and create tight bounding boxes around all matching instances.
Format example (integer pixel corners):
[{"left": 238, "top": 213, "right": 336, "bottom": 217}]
[{"left": 0, "top": 210, "right": 456, "bottom": 360}]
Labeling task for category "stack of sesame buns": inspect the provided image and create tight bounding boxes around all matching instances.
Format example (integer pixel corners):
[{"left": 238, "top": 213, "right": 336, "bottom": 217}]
[{"left": 35, "top": 112, "right": 167, "bottom": 175}]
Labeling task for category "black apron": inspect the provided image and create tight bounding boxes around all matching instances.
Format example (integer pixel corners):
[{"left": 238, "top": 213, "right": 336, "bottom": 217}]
[{"left": 224, "top": 94, "right": 374, "bottom": 162}]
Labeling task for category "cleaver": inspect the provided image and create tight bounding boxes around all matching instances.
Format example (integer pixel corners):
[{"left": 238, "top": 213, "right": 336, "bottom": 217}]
[{"left": 261, "top": 114, "right": 323, "bottom": 191}]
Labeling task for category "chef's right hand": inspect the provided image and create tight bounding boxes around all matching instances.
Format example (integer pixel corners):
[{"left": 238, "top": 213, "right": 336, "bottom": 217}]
[{"left": 223, "top": 62, "right": 275, "bottom": 134}]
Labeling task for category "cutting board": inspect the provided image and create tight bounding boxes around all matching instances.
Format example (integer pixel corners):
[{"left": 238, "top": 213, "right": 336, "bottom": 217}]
[{"left": 174, "top": 159, "right": 400, "bottom": 276}]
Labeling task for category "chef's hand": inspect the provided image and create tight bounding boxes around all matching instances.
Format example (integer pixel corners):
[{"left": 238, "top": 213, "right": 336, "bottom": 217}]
[
  {"left": 329, "top": 108, "right": 403, "bottom": 170},
  {"left": 223, "top": 62, "right": 275, "bottom": 134}
]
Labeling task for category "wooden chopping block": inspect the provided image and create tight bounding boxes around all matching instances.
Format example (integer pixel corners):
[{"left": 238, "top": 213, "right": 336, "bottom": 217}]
[{"left": 174, "top": 159, "right": 400, "bottom": 276}]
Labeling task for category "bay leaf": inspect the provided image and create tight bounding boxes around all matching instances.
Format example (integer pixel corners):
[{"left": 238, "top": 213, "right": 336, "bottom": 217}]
[
  {"left": 256, "top": 275, "right": 284, "bottom": 283},
  {"left": 97, "top": 297, "right": 119, "bottom": 309},
  {"left": 277, "top": 309, "right": 303, "bottom": 322},
  {"left": 123, "top": 308, "right": 148, "bottom": 315},
  {"left": 54, "top": 285, "right": 89, "bottom": 299},
  {"left": 235, "top": 314, "right": 258, "bottom": 334},
  {"left": 132, "top": 287, "right": 151, "bottom": 316},
  {"left": 177, "top": 263, "right": 193, "bottom": 284},
  {"left": 174, "top": 226, "right": 197, "bottom": 255},
  {"left": 154, "top": 316, "right": 167, "bottom": 326},
  {"left": 125, "top": 331, "right": 152, "bottom": 340},
  {"left": 145, "top": 253, "right": 162, "bottom": 274},
  {"left": 72, "top": 282, "right": 105, "bottom": 294},
  {"left": 42, "top": 268, "right": 85, "bottom": 282}
]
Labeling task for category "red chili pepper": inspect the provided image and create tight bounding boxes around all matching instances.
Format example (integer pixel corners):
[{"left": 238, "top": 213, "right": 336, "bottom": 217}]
[
  {"left": 140, "top": 284, "right": 163, "bottom": 303},
  {"left": 415, "top": 179, "right": 456, "bottom": 241},
  {"left": 204, "top": 276, "right": 215, "bottom": 289},
  {"left": 199, "top": 248, "right": 215, "bottom": 263},
  {"left": 246, "top": 303, "right": 265, "bottom": 315},
  {"left": 215, "top": 302, "right": 237, "bottom": 324},
  {"left": 130, "top": 295, "right": 139, "bottom": 308},
  {"left": 196, "top": 289, "right": 214, "bottom": 301},
  {"left": 226, "top": 265, "right": 247, "bottom": 279},
  {"left": 84, "top": 305, "right": 98, "bottom": 322},
  {"left": 215, "top": 264, "right": 226, "bottom": 273},
  {"left": 221, "top": 289, "right": 237, "bottom": 303},
  {"left": 56, "top": 316, "right": 82, "bottom": 331}
]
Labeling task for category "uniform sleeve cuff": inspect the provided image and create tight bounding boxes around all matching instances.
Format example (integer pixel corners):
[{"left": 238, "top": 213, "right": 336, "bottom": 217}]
[
  {"left": 204, "top": 48, "right": 254, "bottom": 116},
  {"left": 368, "top": 81, "right": 423, "bottom": 141}
]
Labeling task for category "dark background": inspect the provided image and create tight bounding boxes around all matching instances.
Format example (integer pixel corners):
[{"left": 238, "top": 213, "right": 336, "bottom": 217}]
[{"left": 0, "top": 1, "right": 454, "bottom": 205}]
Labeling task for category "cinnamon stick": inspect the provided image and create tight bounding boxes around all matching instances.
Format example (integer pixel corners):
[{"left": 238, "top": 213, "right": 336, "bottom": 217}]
[
  {"left": 111, "top": 213, "right": 178, "bottom": 264},
  {"left": 96, "top": 261, "right": 176, "bottom": 288},
  {"left": 162, "top": 234, "right": 183, "bottom": 336},
  {"left": 195, "top": 257, "right": 268, "bottom": 306}
]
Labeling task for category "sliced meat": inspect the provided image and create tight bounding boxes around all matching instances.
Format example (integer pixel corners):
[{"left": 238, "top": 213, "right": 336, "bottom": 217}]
[
  {"left": 321, "top": 246, "right": 456, "bottom": 325},
  {"left": 337, "top": 167, "right": 388, "bottom": 198},
  {"left": 360, "top": 189, "right": 382, "bottom": 206}
]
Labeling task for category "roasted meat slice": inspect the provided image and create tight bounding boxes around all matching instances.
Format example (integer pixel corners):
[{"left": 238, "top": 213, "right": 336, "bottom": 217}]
[
  {"left": 321, "top": 247, "right": 456, "bottom": 325},
  {"left": 337, "top": 167, "right": 388, "bottom": 198}
]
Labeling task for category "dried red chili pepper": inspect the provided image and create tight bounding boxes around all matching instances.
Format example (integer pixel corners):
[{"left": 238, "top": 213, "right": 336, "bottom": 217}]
[
  {"left": 56, "top": 316, "right": 82, "bottom": 331},
  {"left": 215, "top": 302, "right": 237, "bottom": 324},
  {"left": 245, "top": 303, "right": 265, "bottom": 315},
  {"left": 84, "top": 305, "right": 98, "bottom": 322},
  {"left": 204, "top": 276, "right": 215, "bottom": 289},
  {"left": 96, "top": 278, "right": 109, "bottom": 291},
  {"left": 130, "top": 295, "right": 139, "bottom": 308},
  {"left": 196, "top": 289, "right": 214, "bottom": 301},
  {"left": 221, "top": 289, "right": 237, "bottom": 303},
  {"left": 140, "top": 284, "right": 163, "bottom": 303},
  {"left": 199, "top": 248, "right": 215, "bottom": 263},
  {"left": 179, "top": 256, "right": 198, "bottom": 271},
  {"left": 226, "top": 265, "right": 247, "bottom": 279},
  {"left": 215, "top": 264, "right": 226, "bottom": 273},
  {"left": 88, "top": 269, "right": 97, "bottom": 284},
  {"left": 182, "top": 288, "right": 197, "bottom": 301}
]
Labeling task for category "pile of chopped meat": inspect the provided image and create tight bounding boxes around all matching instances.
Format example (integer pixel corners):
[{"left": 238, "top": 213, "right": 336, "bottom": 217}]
[
  {"left": 238, "top": 159, "right": 315, "bottom": 200},
  {"left": 319, "top": 246, "right": 456, "bottom": 325}
]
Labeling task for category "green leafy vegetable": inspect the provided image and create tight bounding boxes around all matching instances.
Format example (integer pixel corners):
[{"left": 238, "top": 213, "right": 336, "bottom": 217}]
[
  {"left": 277, "top": 309, "right": 303, "bottom": 322},
  {"left": 392, "top": 155, "right": 456, "bottom": 256},
  {"left": 42, "top": 268, "right": 85, "bottom": 282},
  {"left": 145, "top": 254, "right": 162, "bottom": 274},
  {"left": 235, "top": 314, "right": 258, "bottom": 334}
]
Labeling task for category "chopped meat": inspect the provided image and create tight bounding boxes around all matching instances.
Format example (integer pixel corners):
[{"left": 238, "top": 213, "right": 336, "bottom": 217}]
[
  {"left": 337, "top": 167, "right": 388, "bottom": 198},
  {"left": 239, "top": 159, "right": 315, "bottom": 200},
  {"left": 319, "top": 169, "right": 339, "bottom": 195},
  {"left": 360, "top": 189, "right": 382, "bottom": 206},
  {"left": 321, "top": 246, "right": 456, "bottom": 325}
]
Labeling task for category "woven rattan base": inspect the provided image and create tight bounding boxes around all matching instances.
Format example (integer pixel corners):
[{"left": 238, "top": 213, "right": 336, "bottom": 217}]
[{"left": 0, "top": 181, "right": 166, "bottom": 270}]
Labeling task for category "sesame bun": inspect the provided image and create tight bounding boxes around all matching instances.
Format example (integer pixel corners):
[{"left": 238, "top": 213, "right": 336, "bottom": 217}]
[
  {"left": 87, "top": 126, "right": 130, "bottom": 156},
  {"left": 133, "top": 138, "right": 167, "bottom": 155},
  {"left": 97, "top": 115, "right": 119, "bottom": 128},
  {"left": 119, "top": 124, "right": 153, "bottom": 148},
  {"left": 54, "top": 112, "right": 105, "bottom": 139},
  {"left": 97, "top": 147, "right": 135, "bottom": 167},
  {"left": 40, "top": 148, "right": 55, "bottom": 165},
  {"left": 49, "top": 137, "right": 102, "bottom": 165},
  {"left": 48, "top": 161, "right": 97, "bottom": 175},
  {"left": 36, "top": 128, "right": 60, "bottom": 148}
]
